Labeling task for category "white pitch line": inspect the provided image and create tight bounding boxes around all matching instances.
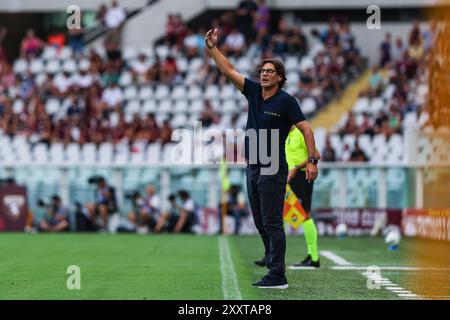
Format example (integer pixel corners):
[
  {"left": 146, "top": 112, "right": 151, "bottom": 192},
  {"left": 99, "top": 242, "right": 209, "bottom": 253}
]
[
  {"left": 319, "top": 250, "right": 353, "bottom": 266},
  {"left": 218, "top": 236, "right": 242, "bottom": 300}
]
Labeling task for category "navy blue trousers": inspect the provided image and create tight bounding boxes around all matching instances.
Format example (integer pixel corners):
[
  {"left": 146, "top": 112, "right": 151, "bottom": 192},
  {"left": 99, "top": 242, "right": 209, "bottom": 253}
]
[{"left": 246, "top": 165, "right": 287, "bottom": 278}]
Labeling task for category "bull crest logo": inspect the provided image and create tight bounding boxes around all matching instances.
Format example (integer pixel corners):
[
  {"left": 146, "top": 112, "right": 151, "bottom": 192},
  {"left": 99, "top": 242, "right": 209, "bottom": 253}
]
[{"left": 3, "top": 195, "right": 25, "bottom": 220}]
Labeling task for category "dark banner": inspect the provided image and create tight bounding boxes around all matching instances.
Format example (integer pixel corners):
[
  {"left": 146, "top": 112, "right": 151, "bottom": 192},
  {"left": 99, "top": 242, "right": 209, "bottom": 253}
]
[{"left": 0, "top": 185, "right": 28, "bottom": 231}]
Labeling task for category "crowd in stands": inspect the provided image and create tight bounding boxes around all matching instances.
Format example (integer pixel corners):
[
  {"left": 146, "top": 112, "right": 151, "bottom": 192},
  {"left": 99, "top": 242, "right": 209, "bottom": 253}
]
[{"left": 327, "top": 20, "right": 434, "bottom": 162}]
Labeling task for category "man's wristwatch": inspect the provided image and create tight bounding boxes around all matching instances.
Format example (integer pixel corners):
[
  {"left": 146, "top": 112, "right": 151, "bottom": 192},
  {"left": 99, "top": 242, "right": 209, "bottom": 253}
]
[{"left": 308, "top": 157, "right": 319, "bottom": 165}]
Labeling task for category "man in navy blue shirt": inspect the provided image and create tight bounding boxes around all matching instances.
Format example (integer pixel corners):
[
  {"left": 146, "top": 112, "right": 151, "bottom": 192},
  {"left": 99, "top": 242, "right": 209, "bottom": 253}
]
[{"left": 205, "top": 28, "right": 319, "bottom": 289}]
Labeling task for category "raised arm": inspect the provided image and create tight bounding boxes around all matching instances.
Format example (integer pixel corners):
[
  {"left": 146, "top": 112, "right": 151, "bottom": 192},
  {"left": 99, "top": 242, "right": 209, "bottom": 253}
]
[{"left": 205, "top": 28, "right": 245, "bottom": 92}]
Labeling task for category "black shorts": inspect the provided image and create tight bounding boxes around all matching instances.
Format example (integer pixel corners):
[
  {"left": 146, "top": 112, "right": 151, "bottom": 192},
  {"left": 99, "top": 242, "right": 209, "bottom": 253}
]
[{"left": 289, "top": 170, "right": 314, "bottom": 213}]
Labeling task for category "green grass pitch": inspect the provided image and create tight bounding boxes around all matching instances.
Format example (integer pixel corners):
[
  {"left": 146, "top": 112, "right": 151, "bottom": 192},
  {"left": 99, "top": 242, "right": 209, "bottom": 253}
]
[{"left": 0, "top": 233, "right": 449, "bottom": 300}]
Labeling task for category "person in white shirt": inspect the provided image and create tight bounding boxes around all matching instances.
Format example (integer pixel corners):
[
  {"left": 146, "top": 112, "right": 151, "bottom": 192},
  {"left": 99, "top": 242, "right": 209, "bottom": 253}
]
[
  {"left": 101, "top": 83, "right": 123, "bottom": 108},
  {"left": 224, "top": 28, "right": 246, "bottom": 57},
  {"left": 105, "top": 0, "right": 126, "bottom": 29},
  {"left": 53, "top": 72, "right": 73, "bottom": 95},
  {"left": 131, "top": 54, "right": 152, "bottom": 83}
]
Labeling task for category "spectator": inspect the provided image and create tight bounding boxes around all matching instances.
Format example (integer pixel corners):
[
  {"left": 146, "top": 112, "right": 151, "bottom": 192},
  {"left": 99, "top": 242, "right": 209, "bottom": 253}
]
[
  {"left": 131, "top": 53, "right": 152, "bottom": 84},
  {"left": 236, "top": 0, "right": 258, "bottom": 41},
  {"left": 159, "top": 55, "right": 179, "bottom": 84},
  {"left": 287, "top": 26, "right": 307, "bottom": 57},
  {"left": 183, "top": 29, "right": 200, "bottom": 59},
  {"left": 105, "top": 0, "right": 126, "bottom": 30},
  {"left": 199, "top": 100, "right": 219, "bottom": 127},
  {"left": 340, "top": 143, "right": 351, "bottom": 161},
  {"left": 391, "top": 37, "right": 406, "bottom": 64},
  {"left": 321, "top": 136, "right": 336, "bottom": 162},
  {"left": 223, "top": 29, "right": 246, "bottom": 57},
  {"left": 368, "top": 65, "right": 384, "bottom": 96},
  {"left": 47, "top": 30, "right": 66, "bottom": 50},
  {"left": 254, "top": 0, "right": 270, "bottom": 33},
  {"left": 349, "top": 141, "right": 368, "bottom": 162},
  {"left": 379, "top": 32, "right": 392, "bottom": 67},
  {"left": 101, "top": 82, "right": 123, "bottom": 109},
  {"left": 38, "top": 196, "right": 70, "bottom": 232},
  {"left": 20, "top": 29, "right": 44, "bottom": 59},
  {"left": 159, "top": 119, "right": 173, "bottom": 144}
]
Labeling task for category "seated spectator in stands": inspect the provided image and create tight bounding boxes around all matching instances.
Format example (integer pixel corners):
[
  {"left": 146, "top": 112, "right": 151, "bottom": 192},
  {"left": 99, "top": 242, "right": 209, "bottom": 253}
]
[
  {"left": 97, "top": 4, "right": 108, "bottom": 26},
  {"left": 47, "top": 30, "right": 66, "bottom": 51},
  {"left": 199, "top": 100, "right": 219, "bottom": 127},
  {"left": 223, "top": 28, "right": 246, "bottom": 57},
  {"left": 1, "top": 63, "right": 16, "bottom": 90},
  {"left": 83, "top": 176, "right": 118, "bottom": 231},
  {"left": 104, "top": 0, "right": 126, "bottom": 62},
  {"left": 0, "top": 26, "right": 7, "bottom": 63},
  {"left": 159, "top": 55, "right": 179, "bottom": 84},
  {"left": 72, "top": 65, "right": 95, "bottom": 91},
  {"left": 172, "top": 14, "right": 187, "bottom": 49},
  {"left": 396, "top": 51, "right": 418, "bottom": 80},
  {"left": 408, "top": 35, "right": 424, "bottom": 61},
  {"left": 20, "top": 29, "right": 44, "bottom": 59},
  {"left": 160, "top": 119, "right": 173, "bottom": 144},
  {"left": 322, "top": 136, "right": 337, "bottom": 162},
  {"left": 343, "top": 38, "right": 362, "bottom": 76},
  {"left": 183, "top": 29, "right": 200, "bottom": 59},
  {"left": 140, "top": 113, "right": 160, "bottom": 143},
  {"left": 39, "top": 195, "right": 70, "bottom": 232},
  {"left": 349, "top": 141, "right": 368, "bottom": 162},
  {"left": 287, "top": 26, "right": 307, "bottom": 57},
  {"left": 339, "top": 111, "right": 358, "bottom": 135},
  {"left": 155, "top": 191, "right": 198, "bottom": 233},
  {"left": 218, "top": 184, "right": 249, "bottom": 235},
  {"left": 391, "top": 37, "right": 406, "bottom": 64},
  {"left": 131, "top": 53, "right": 152, "bottom": 84},
  {"left": 359, "top": 113, "right": 375, "bottom": 136},
  {"left": 374, "top": 110, "right": 389, "bottom": 133},
  {"left": 101, "top": 81, "right": 123, "bottom": 109},
  {"left": 128, "top": 184, "right": 160, "bottom": 234},
  {"left": 379, "top": 32, "right": 392, "bottom": 67},
  {"left": 340, "top": 143, "right": 351, "bottom": 162}
]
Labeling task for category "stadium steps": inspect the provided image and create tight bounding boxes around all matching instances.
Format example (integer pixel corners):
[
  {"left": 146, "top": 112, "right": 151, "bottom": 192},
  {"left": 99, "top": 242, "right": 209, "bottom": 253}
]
[{"left": 310, "top": 68, "right": 371, "bottom": 130}]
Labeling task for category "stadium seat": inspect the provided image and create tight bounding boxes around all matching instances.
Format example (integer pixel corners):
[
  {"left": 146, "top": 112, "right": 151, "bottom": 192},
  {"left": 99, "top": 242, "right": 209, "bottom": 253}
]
[
  {"left": 187, "top": 85, "right": 202, "bottom": 100},
  {"left": 119, "top": 71, "right": 133, "bottom": 87},
  {"left": 353, "top": 97, "right": 370, "bottom": 113},
  {"left": 49, "top": 143, "right": 65, "bottom": 164},
  {"left": 157, "top": 99, "right": 172, "bottom": 114},
  {"left": 30, "top": 59, "right": 45, "bottom": 74},
  {"left": 301, "top": 97, "right": 317, "bottom": 115},
  {"left": 13, "top": 59, "right": 28, "bottom": 74},
  {"left": 285, "top": 56, "right": 299, "bottom": 72},
  {"left": 146, "top": 143, "right": 162, "bottom": 164},
  {"left": 155, "top": 85, "right": 170, "bottom": 99},
  {"left": 188, "top": 57, "right": 203, "bottom": 72},
  {"left": 174, "top": 100, "right": 189, "bottom": 113},
  {"left": 220, "top": 85, "right": 236, "bottom": 100},
  {"left": 12, "top": 99, "right": 24, "bottom": 114},
  {"left": 114, "top": 144, "right": 130, "bottom": 165},
  {"left": 123, "top": 47, "right": 138, "bottom": 61},
  {"left": 98, "top": 143, "right": 113, "bottom": 165},
  {"left": 141, "top": 100, "right": 157, "bottom": 114},
  {"left": 124, "top": 86, "right": 138, "bottom": 101},
  {"left": 139, "top": 86, "right": 153, "bottom": 100},
  {"left": 125, "top": 100, "right": 141, "bottom": 116},
  {"left": 176, "top": 56, "right": 188, "bottom": 73},
  {"left": 204, "top": 85, "right": 219, "bottom": 99},
  {"left": 32, "top": 143, "right": 49, "bottom": 164},
  {"left": 82, "top": 143, "right": 97, "bottom": 165},
  {"left": 172, "top": 85, "right": 187, "bottom": 100},
  {"left": 46, "top": 60, "right": 61, "bottom": 74},
  {"left": 42, "top": 46, "right": 57, "bottom": 61},
  {"left": 172, "top": 114, "right": 188, "bottom": 128},
  {"left": 155, "top": 45, "right": 169, "bottom": 59}
]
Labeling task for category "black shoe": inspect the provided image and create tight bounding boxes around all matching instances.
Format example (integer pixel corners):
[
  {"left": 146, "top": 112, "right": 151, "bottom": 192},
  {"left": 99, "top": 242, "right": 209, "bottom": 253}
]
[
  {"left": 290, "top": 255, "right": 320, "bottom": 269},
  {"left": 254, "top": 257, "right": 267, "bottom": 267},
  {"left": 251, "top": 274, "right": 288, "bottom": 289}
]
